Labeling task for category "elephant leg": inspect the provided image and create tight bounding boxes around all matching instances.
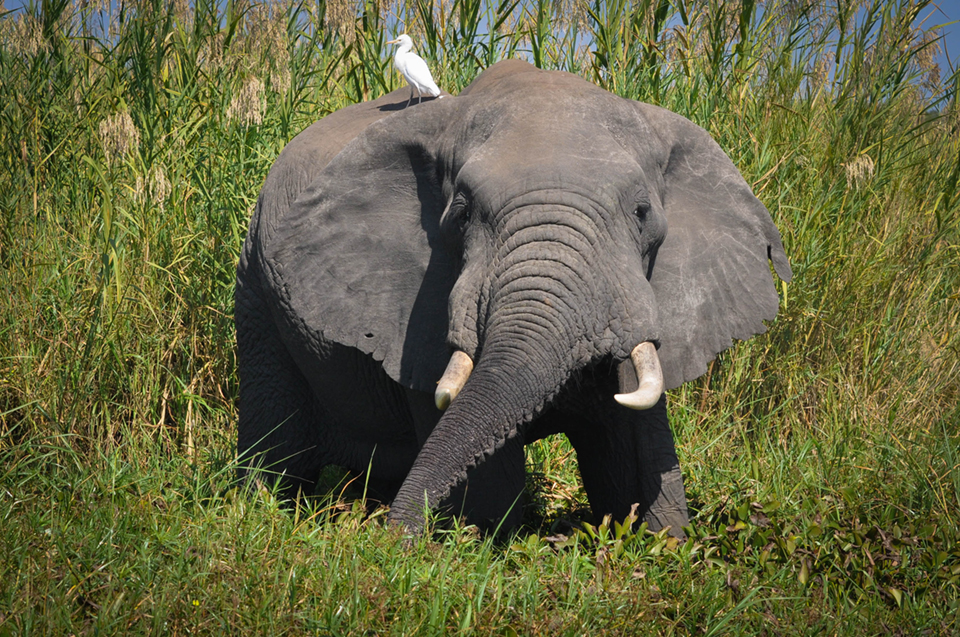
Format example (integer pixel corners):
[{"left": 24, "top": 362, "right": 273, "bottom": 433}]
[
  {"left": 404, "top": 387, "right": 442, "bottom": 448},
  {"left": 236, "top": 249, "right": 325, "bottom": 499},
  {"left": 566, "top": 394, "right": 689, "bottom": 538}
]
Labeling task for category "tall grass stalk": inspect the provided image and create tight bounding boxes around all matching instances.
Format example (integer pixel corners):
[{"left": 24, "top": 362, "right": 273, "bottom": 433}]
[{"left": 1, "top": 0, "right": 958, "bottom": 632}]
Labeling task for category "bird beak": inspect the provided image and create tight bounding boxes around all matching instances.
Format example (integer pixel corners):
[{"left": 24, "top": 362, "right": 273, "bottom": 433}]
[{"left": 386, "top": 39, "right": 399, "bottom": 45}]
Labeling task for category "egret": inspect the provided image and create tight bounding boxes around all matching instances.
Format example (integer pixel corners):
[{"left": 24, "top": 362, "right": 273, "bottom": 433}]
[{"left": 387, "top": 34, "right": 443, "bottom": 107}]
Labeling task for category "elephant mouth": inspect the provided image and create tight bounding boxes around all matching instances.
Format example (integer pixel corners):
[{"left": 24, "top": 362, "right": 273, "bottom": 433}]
[{"left": 435, "top": 340, "right": 663, "bottom": 412}]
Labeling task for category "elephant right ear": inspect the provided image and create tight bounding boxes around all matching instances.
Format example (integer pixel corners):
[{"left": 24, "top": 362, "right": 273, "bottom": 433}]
[
  {"left": 637, "top": 104, "right": 793, "bottom": 390},
  {"left": 261, "top": 99, "right": 461, "bottom": 393}
]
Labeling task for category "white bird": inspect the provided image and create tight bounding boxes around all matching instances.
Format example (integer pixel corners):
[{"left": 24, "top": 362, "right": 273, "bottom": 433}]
[{"left": 387, "top": 34, "right": 443, "bottom": 107}]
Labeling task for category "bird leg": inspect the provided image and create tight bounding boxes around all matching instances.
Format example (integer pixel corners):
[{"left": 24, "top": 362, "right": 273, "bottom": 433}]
[{"left": 406, "top": 86, "right": 414, "bottom": 108}]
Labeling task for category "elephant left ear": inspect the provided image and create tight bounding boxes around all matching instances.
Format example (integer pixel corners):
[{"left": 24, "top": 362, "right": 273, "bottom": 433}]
[
  {"left": 636, "top": 104, "right": 793, "bottom": 390},
  {"left": 263, "top": 99, "right": 460, "bottom": 393}
]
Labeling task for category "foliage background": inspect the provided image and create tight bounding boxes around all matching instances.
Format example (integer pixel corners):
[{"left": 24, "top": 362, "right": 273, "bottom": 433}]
[{"left": 0, "top": 0, "right": 958, "bottom": 633}]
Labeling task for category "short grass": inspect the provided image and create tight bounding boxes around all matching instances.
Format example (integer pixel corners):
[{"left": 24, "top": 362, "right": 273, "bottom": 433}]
[{"left": 1, "top": 0, "right": 959, "bottom": 633}]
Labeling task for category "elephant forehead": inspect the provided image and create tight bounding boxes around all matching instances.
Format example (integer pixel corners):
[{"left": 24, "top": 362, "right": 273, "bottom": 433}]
[
  {"left": 454, "top": 100, "right": 658, "bottom": 184},
  {"left": 456, "top": 130, "right": 643, "bottom": 209},
  {"left": 482, "top": 91, "right": 619, "bottom": 140},
  {"left": 498, "top": 117, "right": 623, "bottom": 160},
  {"left": 448, "top": 64, "right": 670, "bottom": 193}
]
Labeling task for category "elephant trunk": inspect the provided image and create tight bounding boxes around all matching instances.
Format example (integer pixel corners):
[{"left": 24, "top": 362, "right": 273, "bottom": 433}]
[
  {"left": 388, "top": 333, "right": 569, "bottom": 532},
  {"left": 393, "top": 244, "right": 588, "bottom": 530}
]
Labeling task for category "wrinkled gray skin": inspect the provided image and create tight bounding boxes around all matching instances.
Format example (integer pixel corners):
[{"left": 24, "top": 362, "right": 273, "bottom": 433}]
[{"left": 236, "top": 60, "right": 792, "bottom": 535}]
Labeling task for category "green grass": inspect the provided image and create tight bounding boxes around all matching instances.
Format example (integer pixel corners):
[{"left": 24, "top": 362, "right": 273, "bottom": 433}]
[{"left": 1, "top": 0, "right": 959, "bottom": 633}]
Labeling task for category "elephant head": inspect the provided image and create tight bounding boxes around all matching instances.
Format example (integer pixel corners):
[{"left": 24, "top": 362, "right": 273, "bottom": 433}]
[{"left": 242, "top": 60, "right": 791, "bottom": 532}]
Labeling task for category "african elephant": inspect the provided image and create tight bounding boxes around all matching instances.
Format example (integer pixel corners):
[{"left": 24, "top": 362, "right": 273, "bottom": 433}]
[{"left": 235, "top": 59, "right": 792, "bottom": 535}]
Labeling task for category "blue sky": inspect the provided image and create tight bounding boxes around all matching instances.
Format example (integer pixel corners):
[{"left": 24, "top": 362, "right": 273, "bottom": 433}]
[{"left": 924, "top": 1, "right": 958, "bottom": 72}]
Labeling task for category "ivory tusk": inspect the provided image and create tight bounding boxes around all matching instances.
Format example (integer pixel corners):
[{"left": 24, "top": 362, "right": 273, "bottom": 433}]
[
  {"left": 435, "top": 350, "right": 474, "bottom": 410},
  {"left": 614, "top": 342, "right": 664, "bottom": 410}
]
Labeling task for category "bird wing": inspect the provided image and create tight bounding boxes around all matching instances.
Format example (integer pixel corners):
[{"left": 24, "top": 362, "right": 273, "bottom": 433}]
[{"left": 401, "top": 53, "right": 441, "bottom": 97}]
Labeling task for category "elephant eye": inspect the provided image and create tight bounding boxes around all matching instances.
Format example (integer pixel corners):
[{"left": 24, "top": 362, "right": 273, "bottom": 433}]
[
  {"left": 440, "top": 192, "right": 471, "bottom": 243},
  {"left": 633, "top": 189, "right": 651, "bottom": 220}
]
